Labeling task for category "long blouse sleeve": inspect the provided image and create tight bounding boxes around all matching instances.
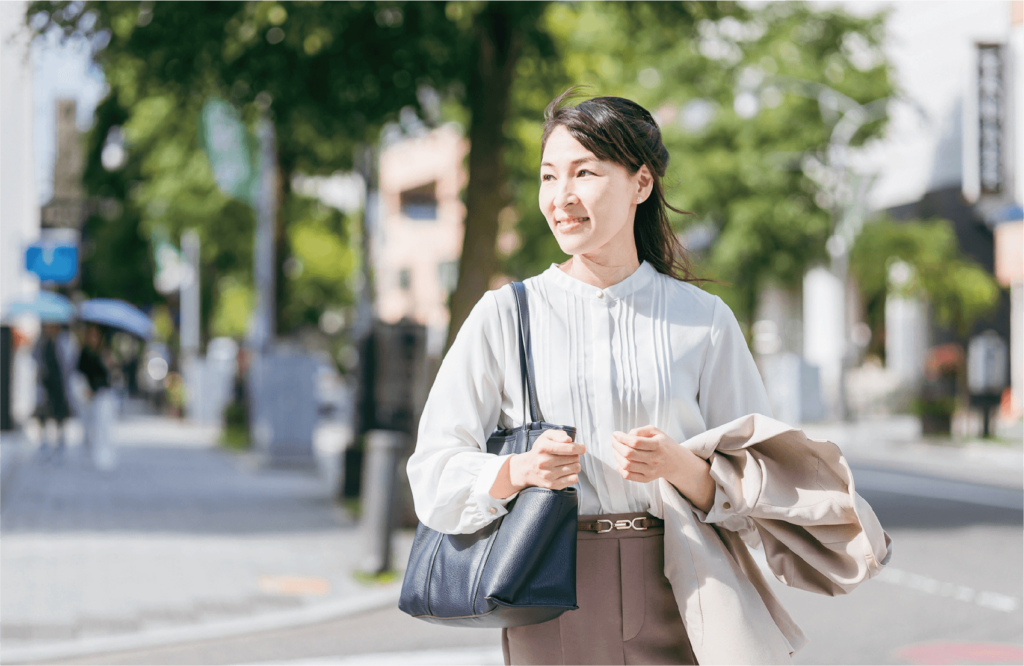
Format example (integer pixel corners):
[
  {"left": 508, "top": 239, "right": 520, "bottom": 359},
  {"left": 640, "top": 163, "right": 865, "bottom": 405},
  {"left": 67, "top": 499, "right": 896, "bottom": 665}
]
[
  {"left": 407, "top": 291, "right": 517, "bottom": 535},
  {"left": 697, "top": 296, "right": 774, "bottom": 428}
]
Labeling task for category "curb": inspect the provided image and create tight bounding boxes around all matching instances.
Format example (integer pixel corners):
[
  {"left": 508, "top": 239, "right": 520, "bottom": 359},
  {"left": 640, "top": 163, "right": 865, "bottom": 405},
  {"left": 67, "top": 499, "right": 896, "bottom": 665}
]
[{"left": 1, "top": 585, "right": 403, "bottom": 665}]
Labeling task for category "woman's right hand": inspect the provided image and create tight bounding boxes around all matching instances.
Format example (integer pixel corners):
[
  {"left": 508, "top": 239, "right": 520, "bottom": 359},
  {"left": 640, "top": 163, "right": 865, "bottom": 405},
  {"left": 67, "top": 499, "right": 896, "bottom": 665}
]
[{"left": 507, "top": 430, "right": 585, "bottom": 491}]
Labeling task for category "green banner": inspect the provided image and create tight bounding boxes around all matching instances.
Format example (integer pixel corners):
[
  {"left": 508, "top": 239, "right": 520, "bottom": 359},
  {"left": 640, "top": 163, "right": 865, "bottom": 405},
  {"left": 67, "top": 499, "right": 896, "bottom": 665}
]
[{"left": 198, "top": 99, "right": 259, "bottom": 209}]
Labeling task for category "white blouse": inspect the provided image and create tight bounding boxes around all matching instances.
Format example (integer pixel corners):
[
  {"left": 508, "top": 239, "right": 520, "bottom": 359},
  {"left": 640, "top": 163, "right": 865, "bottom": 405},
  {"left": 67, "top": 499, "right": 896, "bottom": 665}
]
[{"left": 407, "top": 261, "right": 774, "bottom": 534}]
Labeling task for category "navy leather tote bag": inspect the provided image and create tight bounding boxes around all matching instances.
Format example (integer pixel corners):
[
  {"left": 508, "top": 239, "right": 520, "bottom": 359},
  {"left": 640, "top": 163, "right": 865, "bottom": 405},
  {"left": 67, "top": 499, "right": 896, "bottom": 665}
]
[{"left": 399, "top": 282, "right": 579, "bottom": 627}]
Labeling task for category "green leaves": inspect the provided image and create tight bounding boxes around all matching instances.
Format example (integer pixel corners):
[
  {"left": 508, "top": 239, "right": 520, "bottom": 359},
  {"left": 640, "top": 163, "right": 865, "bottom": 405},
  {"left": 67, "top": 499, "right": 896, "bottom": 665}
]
[{"left": 850, "top": 218, "right": 1001, "bottom": 339}]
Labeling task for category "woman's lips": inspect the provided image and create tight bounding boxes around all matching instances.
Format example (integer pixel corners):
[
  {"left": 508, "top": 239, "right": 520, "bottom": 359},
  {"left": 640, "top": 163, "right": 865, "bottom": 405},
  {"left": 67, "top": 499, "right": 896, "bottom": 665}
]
[{"left": 556, "top": 216, "right": 589, "bottom": 232}]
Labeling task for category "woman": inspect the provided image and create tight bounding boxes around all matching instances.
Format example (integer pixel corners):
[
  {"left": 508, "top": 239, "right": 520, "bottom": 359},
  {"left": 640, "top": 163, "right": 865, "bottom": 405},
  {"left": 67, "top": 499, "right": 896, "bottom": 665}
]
[
  {"left": 34, "top": 323, "right": 73, "bottom": 460},
  {"left": 77, "top": 324, "right": 115, "bottom": 468},
  {"left": 408, "top": 91, "right": 888, "bottom": 665}
]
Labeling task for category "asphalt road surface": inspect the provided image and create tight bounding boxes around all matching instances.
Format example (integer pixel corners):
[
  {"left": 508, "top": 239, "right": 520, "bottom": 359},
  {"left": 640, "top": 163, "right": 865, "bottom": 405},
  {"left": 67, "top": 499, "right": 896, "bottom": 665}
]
[{"left": 42, "top": 465, "right": 1023, "bottom": 666}]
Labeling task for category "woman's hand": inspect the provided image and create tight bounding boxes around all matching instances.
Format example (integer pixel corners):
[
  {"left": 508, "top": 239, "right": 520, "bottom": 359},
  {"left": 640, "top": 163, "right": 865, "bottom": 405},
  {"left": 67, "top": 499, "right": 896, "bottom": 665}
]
[
  {"left": 490, "top": 430, "right": 585, "bottom": 498},
  {"left": 611, "top": 426, "right": 716, "bottom": 513}
]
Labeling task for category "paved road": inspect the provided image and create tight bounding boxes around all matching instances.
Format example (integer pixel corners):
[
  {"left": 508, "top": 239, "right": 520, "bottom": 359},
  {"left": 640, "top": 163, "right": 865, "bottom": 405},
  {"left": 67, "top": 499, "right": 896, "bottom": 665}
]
[{"left": 36, "top": 464, "right": 1022, "bottom": 666}]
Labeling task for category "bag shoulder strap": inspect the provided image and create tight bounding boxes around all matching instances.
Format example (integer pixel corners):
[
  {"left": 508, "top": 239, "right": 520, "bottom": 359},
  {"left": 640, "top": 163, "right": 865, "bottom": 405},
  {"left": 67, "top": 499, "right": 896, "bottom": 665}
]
[{"left": 510, "top": 282, "right": 543, "bottom": 425}]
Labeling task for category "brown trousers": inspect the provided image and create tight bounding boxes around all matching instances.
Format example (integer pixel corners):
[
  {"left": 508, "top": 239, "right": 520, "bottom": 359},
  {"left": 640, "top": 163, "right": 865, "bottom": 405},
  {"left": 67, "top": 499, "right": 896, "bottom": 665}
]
[{"left": 502, "top": 512, "right": 697, "bottom": 665}]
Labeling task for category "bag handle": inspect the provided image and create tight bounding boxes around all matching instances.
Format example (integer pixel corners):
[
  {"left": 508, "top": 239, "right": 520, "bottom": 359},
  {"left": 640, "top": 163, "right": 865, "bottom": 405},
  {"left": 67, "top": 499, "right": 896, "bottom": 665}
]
[{"left": 511, "top": 282, "right": 543, "bottom": 425}]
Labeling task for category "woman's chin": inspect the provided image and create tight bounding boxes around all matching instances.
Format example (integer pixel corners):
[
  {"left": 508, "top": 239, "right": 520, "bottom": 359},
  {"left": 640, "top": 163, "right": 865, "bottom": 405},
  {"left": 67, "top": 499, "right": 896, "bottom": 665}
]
[{"left": 554, "top": 239, "right": 585, "bottom": 256}]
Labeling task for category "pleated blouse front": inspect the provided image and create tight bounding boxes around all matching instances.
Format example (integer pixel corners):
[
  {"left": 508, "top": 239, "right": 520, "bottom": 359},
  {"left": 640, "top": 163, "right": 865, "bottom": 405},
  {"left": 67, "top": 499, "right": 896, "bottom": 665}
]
[{"left": 407, "top": 261, "right": 773, "bottom": 534}]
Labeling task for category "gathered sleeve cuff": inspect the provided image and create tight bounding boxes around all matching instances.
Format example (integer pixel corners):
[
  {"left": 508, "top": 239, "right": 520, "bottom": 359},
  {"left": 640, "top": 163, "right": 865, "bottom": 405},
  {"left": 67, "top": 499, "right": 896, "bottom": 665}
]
[{"left": 407, "top": 290, "right": 519, "bottom": 535}]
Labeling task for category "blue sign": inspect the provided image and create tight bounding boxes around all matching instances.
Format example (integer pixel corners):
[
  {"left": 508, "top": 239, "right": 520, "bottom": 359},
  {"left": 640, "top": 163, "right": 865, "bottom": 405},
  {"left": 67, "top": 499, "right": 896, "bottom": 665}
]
[{"left": 26, "top": 244, "right": 79, "bottom": 284}]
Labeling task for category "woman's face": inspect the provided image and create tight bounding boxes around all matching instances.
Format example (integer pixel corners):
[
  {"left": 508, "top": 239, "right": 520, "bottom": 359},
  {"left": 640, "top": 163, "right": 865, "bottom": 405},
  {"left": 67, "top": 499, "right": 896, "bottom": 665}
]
[{"left": 539, "top": 125, "right": 651, "bottom": 261}]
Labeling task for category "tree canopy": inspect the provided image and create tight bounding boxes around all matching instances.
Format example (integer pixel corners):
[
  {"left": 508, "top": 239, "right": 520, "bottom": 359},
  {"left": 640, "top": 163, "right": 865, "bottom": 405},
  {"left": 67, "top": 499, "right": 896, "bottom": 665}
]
[{"left": 30, "top": 0, "right": 909, "bottom": 355}]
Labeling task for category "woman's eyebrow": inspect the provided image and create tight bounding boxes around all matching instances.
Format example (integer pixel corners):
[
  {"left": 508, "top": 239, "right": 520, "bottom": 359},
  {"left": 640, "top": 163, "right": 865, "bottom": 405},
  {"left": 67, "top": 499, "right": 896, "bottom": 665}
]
[{"left": 540, "top": 157, "right": 600, "bottom": 169}]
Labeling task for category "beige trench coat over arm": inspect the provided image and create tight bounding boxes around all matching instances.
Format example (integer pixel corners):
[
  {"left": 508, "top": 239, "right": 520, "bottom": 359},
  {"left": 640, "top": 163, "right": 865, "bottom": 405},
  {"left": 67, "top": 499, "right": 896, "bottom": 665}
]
[{"left": 649, "top": 414, "right": 892, "bottom": 666}]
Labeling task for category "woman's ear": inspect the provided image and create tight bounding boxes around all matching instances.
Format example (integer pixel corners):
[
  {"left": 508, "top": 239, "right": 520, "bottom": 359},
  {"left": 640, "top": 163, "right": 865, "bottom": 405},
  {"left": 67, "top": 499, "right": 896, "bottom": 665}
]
[{"left": 637, "top": 165, "right": 654, "bottom": 200}]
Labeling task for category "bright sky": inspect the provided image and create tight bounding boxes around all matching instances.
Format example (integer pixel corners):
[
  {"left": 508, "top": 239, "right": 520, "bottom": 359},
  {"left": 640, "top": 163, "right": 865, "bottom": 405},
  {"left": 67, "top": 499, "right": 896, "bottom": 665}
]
[{"left": 32, "top": 28, "right": 107, "bottom": 206}]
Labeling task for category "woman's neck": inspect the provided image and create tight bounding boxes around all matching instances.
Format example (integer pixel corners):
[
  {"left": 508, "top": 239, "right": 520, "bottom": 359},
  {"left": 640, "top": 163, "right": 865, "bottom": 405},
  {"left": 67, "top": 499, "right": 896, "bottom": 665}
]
[{"left": 560, "top": 253, "right": 641, "bottom": 289}]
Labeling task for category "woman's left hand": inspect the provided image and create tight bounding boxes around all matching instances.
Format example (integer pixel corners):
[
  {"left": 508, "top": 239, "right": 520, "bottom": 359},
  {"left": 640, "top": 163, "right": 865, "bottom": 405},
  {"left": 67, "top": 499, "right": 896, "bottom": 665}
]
[{"left": 611, "top": 426, "right": 716, "bottom": 512}]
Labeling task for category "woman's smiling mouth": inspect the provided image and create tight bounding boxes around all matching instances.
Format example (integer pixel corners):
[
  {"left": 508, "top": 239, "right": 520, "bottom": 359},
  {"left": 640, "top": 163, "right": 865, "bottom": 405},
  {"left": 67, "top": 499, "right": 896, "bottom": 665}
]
[{"left": 556, "top": 216, "right": 589, "bottom": 231}]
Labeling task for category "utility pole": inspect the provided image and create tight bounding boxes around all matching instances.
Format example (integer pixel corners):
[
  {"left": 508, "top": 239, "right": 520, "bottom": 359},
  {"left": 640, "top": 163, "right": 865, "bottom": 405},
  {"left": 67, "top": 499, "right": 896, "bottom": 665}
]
[{"left": 252, "top": 116, "right": 278, "bottom": 352}]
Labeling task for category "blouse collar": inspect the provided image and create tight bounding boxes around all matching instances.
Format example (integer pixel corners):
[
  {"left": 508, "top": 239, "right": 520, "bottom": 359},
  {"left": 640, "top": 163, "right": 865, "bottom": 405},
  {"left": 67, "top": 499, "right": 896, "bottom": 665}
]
[{"left": 541, "top": 260, "right": 657, "bottom": 301}]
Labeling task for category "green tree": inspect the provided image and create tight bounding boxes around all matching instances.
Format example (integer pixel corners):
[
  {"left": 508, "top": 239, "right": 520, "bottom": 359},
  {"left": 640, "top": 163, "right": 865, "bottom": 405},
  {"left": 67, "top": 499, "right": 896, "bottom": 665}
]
[
  {"left": 28, "top": 1, "right": 560, "bottom": 351},
  {"left": 505, "top": 1, "right": 896, "bottom": 326},
  {"left": 850, "top": 218, "right": 1001, "bottom": 347}
]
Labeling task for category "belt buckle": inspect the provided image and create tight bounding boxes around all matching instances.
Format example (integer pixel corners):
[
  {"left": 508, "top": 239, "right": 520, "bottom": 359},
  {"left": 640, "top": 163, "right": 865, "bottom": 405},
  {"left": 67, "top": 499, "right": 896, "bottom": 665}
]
[
  {"left": 631, "top": 517, "right": 648, "bottom": 531},
  {"left": 596, "top": 519, "right": 614, "bottom": 534},
  {"left": 613, "top": 519, "right": 632, "bottom": 530}
]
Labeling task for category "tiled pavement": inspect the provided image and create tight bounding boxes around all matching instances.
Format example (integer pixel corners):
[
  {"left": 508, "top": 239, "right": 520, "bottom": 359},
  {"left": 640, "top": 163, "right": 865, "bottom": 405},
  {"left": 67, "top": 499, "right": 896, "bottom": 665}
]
[{"left": 0, "top": 417, "right": 406, "bottom": 660}]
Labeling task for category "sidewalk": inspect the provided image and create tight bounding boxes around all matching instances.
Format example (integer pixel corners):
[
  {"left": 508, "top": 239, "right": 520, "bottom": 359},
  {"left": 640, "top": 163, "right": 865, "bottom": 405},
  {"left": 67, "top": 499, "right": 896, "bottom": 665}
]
[
  {"left": 803, "top": 415, "right": 1023, "bottom": 489},
  {"left": 0, "top": 416, "right": 412, "bottom": 665}
]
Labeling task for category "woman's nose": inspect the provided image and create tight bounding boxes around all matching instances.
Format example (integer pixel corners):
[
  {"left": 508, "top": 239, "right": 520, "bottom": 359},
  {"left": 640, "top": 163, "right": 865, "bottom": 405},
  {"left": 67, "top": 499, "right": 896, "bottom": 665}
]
[{"left": 553, "top": 183, "right": 578, "bottom": 208}]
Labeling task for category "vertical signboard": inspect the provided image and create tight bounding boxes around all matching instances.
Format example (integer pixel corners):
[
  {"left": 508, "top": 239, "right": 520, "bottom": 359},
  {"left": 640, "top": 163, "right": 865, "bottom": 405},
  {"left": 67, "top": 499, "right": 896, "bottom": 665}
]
[{"left": 977, "top": 44, "right": 1004, "bottom": 195}]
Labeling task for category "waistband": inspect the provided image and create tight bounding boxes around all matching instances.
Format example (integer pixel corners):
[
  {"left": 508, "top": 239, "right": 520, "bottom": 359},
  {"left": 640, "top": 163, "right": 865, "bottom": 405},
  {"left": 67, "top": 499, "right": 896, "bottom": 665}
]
[{"left": 577, "top": 511, "right": 664, "bottom": 539}]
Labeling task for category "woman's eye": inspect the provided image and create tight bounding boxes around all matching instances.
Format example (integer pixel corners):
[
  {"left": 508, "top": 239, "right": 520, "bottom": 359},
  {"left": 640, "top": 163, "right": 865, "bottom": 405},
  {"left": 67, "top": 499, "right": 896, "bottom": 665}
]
[
  {"left": 541, "top": 174, "right": 554, "bottom": 182},
  {"left": 576, "top": 169, "right": 593, "bottom": 177}
]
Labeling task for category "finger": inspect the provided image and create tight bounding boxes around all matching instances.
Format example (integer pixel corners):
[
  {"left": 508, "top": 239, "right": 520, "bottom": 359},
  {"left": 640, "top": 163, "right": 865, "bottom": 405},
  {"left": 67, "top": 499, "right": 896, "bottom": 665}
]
[
  {"left": 554, "top": 474, "right": 579, "bottom": 490},
  {"left": 629, "top": 425, "right": 661, "bottom": 437},
  {"left": 613, "top": 449, "right": 648, "bottom": 474},
  {"left": 612, "top": 431, "right": 657, "bottom": 451},
  {"left": 556, "top": 462, "right": 582, "bottom": 475},
  {"left": 538, "top": 441, "right": 585, "bottom": 456},
  {"left": 541, "top": 454, "right": 581, "bottom": 468},
  {"left": 614, "top": 430, "right": 655, "bottom": 450},
  {"left": 611, "top": 439, "right": 645, "bottom": 462},
  {"left": 539, "top": 429, "right": 573, "bottom": 443}
]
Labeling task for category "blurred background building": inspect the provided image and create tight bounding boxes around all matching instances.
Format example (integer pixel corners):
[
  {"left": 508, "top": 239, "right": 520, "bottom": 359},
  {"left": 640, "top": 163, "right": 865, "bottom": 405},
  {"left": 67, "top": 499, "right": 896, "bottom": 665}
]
[
  {"left": 1, "top": 0, "right": 41, "bottom": 313},
  {"left": 374, "top": 124, "right": 467, "bottom": 358}
]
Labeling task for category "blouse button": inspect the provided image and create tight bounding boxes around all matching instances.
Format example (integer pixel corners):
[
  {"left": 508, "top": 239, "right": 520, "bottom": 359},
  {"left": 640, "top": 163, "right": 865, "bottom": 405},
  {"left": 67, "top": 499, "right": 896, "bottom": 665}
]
[
  {"left": 722, "top": 501, "right": 732, "bottom": 510},
  {"left": 489, "top": 507, "right": 497, "bottom": 514},
  {"left": 596, "top": 290, "right": 604, "bottom": 299}
]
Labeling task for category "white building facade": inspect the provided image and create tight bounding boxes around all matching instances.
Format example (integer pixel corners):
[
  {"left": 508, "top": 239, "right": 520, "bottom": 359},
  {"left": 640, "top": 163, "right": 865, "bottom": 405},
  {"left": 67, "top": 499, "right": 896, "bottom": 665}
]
[
  {"left": 1, "top": 1, "right": 41, "bottom": 310},
  {"left": 800, "top": 0, "right": 1023, "bottom": 421}
]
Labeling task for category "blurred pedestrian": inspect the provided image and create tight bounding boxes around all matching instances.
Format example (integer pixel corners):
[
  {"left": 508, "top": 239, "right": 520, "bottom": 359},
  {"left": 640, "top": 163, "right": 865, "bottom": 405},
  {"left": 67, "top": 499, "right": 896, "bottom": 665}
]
[
  {"left": 78, "top": 324, "right": 116, "bottom": 469},
  {"left": 406, "top": 90, "right": 890, "bottom": 665},
  {"left": 33, "top": 323, "right": 72, "bottom": 461}
]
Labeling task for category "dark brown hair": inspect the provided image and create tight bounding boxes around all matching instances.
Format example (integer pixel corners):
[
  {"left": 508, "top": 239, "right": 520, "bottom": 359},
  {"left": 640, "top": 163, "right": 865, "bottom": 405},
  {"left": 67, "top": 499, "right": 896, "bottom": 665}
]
[{"left": 542, "top": 88, "right": 699, "bottom": 282}]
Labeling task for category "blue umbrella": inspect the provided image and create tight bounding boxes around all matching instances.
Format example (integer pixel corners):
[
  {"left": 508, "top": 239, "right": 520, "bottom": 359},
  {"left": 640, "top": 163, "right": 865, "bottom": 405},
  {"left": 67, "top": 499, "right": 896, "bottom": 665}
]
[
  {"left": 3, "top": 291, "right": 75, "bottom": 323},
  {"left": 78, "top": 298, "right": 154, "bottom": 339}
]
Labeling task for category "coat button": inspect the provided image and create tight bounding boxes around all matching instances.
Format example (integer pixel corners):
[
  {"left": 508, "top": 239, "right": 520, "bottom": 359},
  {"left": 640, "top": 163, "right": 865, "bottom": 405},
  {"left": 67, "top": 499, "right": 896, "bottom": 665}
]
[{"left": 489, "top": 507, "right": 497, "bottom": 514}]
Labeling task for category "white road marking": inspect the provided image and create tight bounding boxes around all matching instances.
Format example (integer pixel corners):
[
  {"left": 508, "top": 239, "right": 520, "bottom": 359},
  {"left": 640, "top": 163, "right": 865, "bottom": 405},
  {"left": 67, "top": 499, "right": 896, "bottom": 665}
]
[{"left": 876, "top": 567, "right": 1020, "bottom": 613}]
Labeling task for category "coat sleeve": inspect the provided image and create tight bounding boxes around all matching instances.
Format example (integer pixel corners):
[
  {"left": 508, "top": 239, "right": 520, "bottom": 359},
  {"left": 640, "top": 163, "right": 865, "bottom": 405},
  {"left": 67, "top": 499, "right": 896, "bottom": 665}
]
[
  {"left": 685, "top": 414, "right": 893, "bottom": 596},
  {"left": 406, "top": 290, "right": 517, "bottom": 534}
]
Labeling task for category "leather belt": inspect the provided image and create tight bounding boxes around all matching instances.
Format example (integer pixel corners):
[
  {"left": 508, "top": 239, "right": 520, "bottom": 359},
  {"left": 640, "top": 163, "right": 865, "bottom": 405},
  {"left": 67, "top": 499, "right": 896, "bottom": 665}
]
[{"left": 578, "top": 517, "right": 664, "bottom": 533}]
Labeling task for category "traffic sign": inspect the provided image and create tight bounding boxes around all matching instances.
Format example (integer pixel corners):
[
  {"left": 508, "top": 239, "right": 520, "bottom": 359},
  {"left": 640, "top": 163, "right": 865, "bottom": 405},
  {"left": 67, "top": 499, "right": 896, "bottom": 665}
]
[{"left": 25, "top": 242, "right": 78, "bottom": 284}]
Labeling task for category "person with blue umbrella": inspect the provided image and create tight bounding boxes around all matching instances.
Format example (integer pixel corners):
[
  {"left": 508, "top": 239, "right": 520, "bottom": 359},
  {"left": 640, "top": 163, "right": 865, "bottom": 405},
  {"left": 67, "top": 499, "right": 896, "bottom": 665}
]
[{"left": 33, "top": 322, "right": 74, "bottom": 461}]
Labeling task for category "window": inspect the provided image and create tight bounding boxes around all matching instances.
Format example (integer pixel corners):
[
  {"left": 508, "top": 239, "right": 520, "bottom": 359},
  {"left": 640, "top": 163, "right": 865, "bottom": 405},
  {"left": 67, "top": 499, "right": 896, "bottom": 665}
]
[{"left": 400, "top": 182, "right": 438, "bottom": 220}]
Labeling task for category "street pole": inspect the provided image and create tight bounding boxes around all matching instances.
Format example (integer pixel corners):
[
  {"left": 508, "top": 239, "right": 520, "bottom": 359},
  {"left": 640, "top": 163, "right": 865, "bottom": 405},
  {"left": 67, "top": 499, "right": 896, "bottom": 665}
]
[
  {"left": 361, "top": 429, "right": 407, "bottom": 574},
  {"left": 253, "top": 116, "right": 278, "bottom": 352},
  {"left": 246, "top": 113, "right": 278, "bottom": 453},
  {"left": 180, "top": 229, "right": 201, "bottom": 420}
]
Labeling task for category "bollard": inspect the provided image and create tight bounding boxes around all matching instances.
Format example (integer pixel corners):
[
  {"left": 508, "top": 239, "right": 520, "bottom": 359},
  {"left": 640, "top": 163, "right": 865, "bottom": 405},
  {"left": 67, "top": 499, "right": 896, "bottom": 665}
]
[{"left": 361, "top": 429, "right": 408, "bottom": 574}]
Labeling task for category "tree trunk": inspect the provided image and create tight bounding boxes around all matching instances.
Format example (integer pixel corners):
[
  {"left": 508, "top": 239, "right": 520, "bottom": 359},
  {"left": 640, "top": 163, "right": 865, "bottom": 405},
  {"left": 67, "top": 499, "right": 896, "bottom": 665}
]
[{"left": 445, "top": 5, "right": 527, "bottom": 352}]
